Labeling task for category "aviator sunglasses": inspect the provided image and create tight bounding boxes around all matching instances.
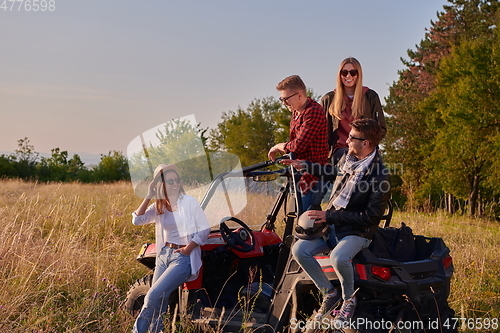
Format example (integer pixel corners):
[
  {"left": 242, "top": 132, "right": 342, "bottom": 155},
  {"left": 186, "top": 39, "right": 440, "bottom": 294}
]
[{"left": 340, "top": 69, "right": 359, "bottom": 77}]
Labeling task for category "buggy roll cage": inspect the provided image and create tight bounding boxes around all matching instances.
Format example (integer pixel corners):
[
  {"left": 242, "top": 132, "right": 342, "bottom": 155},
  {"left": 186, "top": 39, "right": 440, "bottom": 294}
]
[
  {"left": 198, "top": 155, "right": 299, "bottom": 231},
  {"left": 199, "top": 153, "right": 393, "bottom": 235}
]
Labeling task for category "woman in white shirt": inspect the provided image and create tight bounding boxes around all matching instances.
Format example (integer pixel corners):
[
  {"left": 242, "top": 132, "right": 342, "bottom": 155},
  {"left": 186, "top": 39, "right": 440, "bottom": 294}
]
[{"left": 132, "top": 164, "right": 210, "bottom": 333}]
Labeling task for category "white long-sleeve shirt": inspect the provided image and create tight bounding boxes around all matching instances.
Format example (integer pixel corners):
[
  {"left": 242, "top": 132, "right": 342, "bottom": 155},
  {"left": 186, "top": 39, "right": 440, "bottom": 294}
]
[{"left": 132, "top": 194, "right": 210, "bottom": 281}]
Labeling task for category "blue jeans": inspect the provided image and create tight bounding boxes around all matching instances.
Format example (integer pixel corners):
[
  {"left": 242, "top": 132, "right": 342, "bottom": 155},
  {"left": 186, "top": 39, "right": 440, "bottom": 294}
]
[
  {"left": 133, "top": 247, "right": 191, "bottom": 333},
  {"left": 292, "top": 226, "right": 371, "bottom": 300}
]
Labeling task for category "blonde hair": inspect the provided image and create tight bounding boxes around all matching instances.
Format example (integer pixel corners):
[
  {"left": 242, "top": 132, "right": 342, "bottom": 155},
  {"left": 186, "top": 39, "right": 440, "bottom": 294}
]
[{"left": 330, "top": 57, "right": 364, "bottom": 120}]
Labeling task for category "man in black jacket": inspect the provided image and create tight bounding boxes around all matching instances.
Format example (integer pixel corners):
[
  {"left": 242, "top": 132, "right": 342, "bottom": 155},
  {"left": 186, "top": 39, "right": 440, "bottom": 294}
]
[{"left": 281, "top": 118, "right": 390, "bottom": 326}]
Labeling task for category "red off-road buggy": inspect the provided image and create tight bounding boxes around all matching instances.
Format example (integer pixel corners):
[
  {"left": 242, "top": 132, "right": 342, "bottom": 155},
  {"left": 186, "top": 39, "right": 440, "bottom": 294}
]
[{"left": 124, "top": 157, "right": 456, "bottom": 333}]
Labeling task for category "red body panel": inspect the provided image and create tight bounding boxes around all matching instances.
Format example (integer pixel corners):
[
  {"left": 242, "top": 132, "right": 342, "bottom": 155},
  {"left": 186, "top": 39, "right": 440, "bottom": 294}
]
[{"left": 143, "top": 229, "right": 282, "bottom": 290}]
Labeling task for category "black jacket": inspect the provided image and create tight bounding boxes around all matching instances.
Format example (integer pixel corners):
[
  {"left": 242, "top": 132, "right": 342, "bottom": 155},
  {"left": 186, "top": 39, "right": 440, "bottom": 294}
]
[{"left": 304, "top": 151, "right": 390, "bottom": 240}]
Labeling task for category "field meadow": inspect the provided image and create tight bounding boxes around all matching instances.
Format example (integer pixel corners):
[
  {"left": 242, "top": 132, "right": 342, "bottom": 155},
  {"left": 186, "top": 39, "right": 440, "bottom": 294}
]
[{"left": 0, "top": 179, "right": 499, "bottom": 333}]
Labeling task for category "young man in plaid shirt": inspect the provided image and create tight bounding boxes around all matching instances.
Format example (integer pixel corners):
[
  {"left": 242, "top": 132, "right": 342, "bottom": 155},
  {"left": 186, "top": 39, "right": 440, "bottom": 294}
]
[{"left": 268, "top": 75, "right": 330, "bottom": 211}]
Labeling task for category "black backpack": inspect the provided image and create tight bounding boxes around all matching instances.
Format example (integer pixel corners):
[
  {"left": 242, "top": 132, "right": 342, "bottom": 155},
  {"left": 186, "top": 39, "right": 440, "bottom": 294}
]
[{"left": 369, "top": 222, "right": 416, "bottom": 262}]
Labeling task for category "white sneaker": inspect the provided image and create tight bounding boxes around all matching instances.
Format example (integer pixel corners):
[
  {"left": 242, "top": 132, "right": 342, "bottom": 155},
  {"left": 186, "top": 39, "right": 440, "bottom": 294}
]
[{"left": 333, "top": 295, "right": 357, "bottom": 328}]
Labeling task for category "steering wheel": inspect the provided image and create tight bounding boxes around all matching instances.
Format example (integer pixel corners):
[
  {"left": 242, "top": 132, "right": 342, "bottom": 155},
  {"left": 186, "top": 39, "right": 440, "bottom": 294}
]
[{"left": 219, "top": 216, "right": 255, "bottom": 253}]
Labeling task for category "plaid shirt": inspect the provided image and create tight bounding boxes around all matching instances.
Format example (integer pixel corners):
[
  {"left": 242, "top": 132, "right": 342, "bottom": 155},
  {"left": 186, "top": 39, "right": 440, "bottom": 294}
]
[{"left": 284, "top": 98, "right": 329, "bottom": 193}]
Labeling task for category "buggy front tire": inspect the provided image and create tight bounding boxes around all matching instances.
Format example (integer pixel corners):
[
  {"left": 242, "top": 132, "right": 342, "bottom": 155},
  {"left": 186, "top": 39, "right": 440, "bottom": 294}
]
[{"left": 124, "top": 274, "right": 153, "bottom": 317}]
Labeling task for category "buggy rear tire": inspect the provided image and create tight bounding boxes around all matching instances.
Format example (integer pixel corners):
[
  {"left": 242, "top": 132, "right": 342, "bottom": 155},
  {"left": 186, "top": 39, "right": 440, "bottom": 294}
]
[{"left": 124, "top": 274, "right": 153, "bottom": 317}]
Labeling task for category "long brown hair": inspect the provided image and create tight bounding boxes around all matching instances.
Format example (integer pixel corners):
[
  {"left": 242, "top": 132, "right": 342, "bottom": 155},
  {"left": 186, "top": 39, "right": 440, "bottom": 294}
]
[
  {"left": 330, "top": 57, "right": 364, "bottom": 120},
  {"left": 154, "top": 169, "right": 185, "bottom": 214}
]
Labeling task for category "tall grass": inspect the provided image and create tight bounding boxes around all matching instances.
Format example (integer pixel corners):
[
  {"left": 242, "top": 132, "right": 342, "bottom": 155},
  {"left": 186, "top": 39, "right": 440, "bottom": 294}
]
[
  {"left": 0, "top": 179, "right": 498, "bottom": 332},
  {"left": 0, "top": 179, "right": 147, "bottom": 332}
]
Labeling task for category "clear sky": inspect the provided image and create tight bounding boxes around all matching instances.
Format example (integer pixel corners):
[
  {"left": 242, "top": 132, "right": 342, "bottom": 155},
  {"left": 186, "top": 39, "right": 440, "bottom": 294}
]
[{"left": 0, "top": 0, "right": 448, "bottom": 161}]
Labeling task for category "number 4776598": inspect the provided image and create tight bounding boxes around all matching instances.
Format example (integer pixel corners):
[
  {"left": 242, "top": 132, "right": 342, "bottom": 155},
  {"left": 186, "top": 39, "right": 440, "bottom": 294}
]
[
  {"left": 443, "top": 317, "right": 499, "bottom": 330},
  {"left": 1, "top": 0, "right": 55, "bottom": 11}
]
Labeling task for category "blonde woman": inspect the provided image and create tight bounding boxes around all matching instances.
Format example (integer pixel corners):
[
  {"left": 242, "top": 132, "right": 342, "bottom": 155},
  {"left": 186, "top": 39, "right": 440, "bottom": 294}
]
[
  {"left": 321, "top": 57, "right": 386, "bottom": 163},
  {"left": 132, "top": 164, "right": 209, "bottom": 333}
]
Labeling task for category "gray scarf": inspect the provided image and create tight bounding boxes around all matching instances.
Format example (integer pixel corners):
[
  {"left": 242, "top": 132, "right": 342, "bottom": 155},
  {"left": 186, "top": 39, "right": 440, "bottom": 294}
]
[{"left": 331, "top": 149, "right": 376, "bottom": 210}]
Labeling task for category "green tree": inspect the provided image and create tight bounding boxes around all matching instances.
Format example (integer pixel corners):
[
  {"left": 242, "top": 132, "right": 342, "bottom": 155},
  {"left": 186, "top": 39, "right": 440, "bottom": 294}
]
[
  {"left": 127, "top": 118, "right": 214, "bottom": 188},
  {"left": 0, "top": 154, "right": 18, "bottom": 178},
  {"left": 13, "top": 137, "right": 39, "bottom": 178},
  {"left": 36, "top": 148, "right": 69, "bottom": 181},
  {"left": 67, "top": 154, "right": 89, "bottom": 181},
  {"left": 92, "top": 151, "right": 130, "bottom": 182},
  {"left": 209, "top": 96, "right": 290, "bottom": 167},
  {"left": 35, "top": 148, "right": 90, "bottom": 182},
  {"left": 384, "top": 0, "right": 500, "bottom": 211},
  {"left": 425, "top": 29, "right": 500, "bottom": 216}
]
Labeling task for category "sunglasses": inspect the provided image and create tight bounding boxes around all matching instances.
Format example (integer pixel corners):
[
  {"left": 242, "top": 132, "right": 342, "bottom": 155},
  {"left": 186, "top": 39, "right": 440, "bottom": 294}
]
[
  {"left": 165, "top": 178, "right": 181, "bottom": 185},
  {"left": 340, "top": 69, "right": 358, "bottom": 77},
  {"left": 348, "top": 134, "right": 366, "bottom": 141},
  {"left": 279, "top": 92, "right": 298, "bottom": 104}
]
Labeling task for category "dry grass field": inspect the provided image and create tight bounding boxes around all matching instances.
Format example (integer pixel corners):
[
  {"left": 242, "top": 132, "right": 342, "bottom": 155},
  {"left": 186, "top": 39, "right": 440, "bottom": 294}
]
[{"left": 0, "top": 179, "right": 498, "bottom": 332}]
